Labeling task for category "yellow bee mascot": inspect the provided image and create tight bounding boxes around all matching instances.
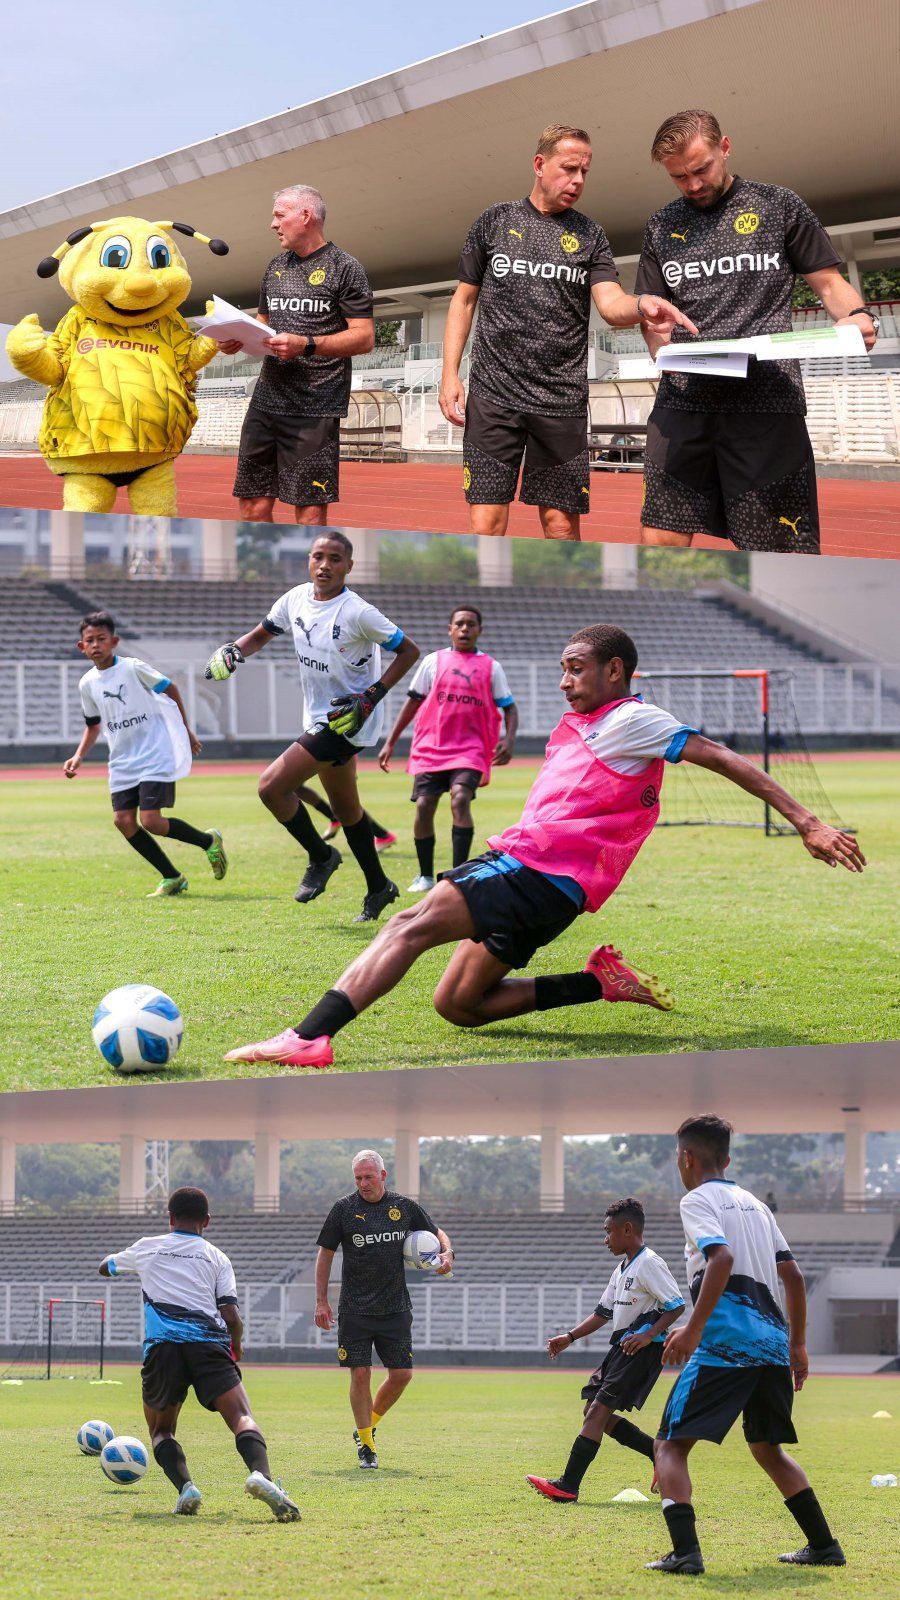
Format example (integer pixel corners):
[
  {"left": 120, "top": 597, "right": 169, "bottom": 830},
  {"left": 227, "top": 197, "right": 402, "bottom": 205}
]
[{"left": 5, "top": 218, "right": 228, "bottom": 515}]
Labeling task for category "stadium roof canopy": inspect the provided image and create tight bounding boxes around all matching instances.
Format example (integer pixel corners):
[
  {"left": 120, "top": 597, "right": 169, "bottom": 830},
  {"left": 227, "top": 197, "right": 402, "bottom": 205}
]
[
  {"left": 1, "top": 1043, "right": 894, "bottom": 1145},
  {"left": 0, "top": 0, "right": 898, "bottom": 326}
]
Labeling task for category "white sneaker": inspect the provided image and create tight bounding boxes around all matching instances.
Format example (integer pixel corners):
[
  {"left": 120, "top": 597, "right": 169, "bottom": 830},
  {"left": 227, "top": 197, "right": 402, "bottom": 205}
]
[
  {"left": 244, "top": 1470, "right": 301, "bottom": 1522},
  {"left": 407, "top": 874, "right": 436, "bottom": 893}
]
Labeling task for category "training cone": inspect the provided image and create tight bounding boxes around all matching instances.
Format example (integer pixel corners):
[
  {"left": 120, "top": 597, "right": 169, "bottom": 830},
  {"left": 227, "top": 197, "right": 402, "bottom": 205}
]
[
  {"left": 612, "top": 1487, "right": 650, "bottom": 1503},
  {"left": 872, "top": 1410, "right": 892, "bottom": 1419}
]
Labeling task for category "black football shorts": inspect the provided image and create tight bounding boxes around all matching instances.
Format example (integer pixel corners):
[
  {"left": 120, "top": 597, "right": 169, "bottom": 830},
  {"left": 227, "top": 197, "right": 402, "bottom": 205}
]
[
  {"left": 462, "top": 391, "right": 590, "bottom": 514},
  {"left": 234, "top": 409, "right": 340, "bottom": 507}
]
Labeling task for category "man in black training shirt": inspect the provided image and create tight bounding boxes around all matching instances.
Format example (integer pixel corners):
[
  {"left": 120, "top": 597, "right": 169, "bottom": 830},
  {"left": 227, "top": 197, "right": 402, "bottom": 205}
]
[
  {"left": 439, "top": 123, "right": 696, "bottom": 541},
  {"left": 220, "top": 185, "right": 374, "bottom": 524},
  {"left": 315, "top": 1149, "right": 453, "bottom": 1469},
  {"left": 636, "top": 109, "right": 879, "bottom": 554}
]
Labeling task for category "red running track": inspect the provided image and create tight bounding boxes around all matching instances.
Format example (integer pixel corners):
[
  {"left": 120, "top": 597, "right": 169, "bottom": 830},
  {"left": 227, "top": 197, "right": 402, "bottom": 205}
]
[{"left": 2, "top": 454, "right": 898, "bottom": 559}]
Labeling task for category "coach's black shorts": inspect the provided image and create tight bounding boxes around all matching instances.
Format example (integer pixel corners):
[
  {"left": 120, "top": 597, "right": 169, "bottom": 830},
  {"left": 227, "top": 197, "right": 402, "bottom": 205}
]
[
  {"left": 659, "top": 1360, "right": 797, "bottom": 1446},
  {"left": 141, "top": 1339, "right": 242, "bottom": 1412},
  {"left": 641, "top": 408, "right": 820, "bottom": 553},
  {"left": 441, "top": 849, "right": 582, "bottom": 968},
  {"left": 296, "top": 726, "right": 360, "bottom": 766},
  {"left": 233, "top": 408, "right": 340, "bottom": 507},
  {"left": 111, "top": 780, "right": 176, "bottom": 812},
  {"left": 463, "top": 391, "right": 590, "bottom": 514},
  {"left": 337, "top": 1311, "right": 413, "bottom": 1370},
  {"left": 582, "top": 1338, "right": 664, "bottom": 1413},
  {"left": 411, "top": 767, "right": 484, "bottom": 802}
]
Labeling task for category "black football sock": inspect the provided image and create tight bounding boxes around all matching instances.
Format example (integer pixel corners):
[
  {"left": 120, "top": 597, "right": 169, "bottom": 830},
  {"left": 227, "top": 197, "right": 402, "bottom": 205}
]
[
  {"left": 366, "top": 812, "right": 390, "bottom": 838},
  {"left": 606, "top": 1416, "right": 656, "bottom": 1460},
  {"left": 560, "top": 1433, "right": 600, "bottom": 1492},
  {"left": 295, "top": 988, "right": 357, "bottom": 1040},
  {"left": 282, "top": 802, "right": 331, "bottom": 863},
  {"left": 451, "top": 825, "right": 475, "bottom": 868},
  {"left": 415, "top": 835, "right": 436, "bottom": 877},
  {"left": 125, "top": 828, "right": 179, "bottom": 879},
  {"left": 343, "top": 815, "right": 388, "bottom": 894},
  {"left": 784, "top": 1488, "right": 835, "bottom": 1550},
  {"left": 235, "top": 1427, "right": 271, "bottom": 1478},
  {"left": 663, "top": 1502, "right": 701, "bottom": 1557},
  {"left": 534, "top": 972, "right": 602, "bottom": 1011},
  {"left": 164, "top": 817, "right": 213, "bottom": 851},
  {"left": 153, "top": 1435, "right": 191, "bottom": 1490}
]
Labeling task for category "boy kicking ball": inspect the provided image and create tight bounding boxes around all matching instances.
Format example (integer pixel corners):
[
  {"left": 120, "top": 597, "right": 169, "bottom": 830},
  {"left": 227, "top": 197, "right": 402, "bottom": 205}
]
[
  {"left": 526, "top": 1198, "right": 683, "bottom": 1503},
  {"left": 65, "top": 612, "right": 227, "bottom": 897},
  {"left": 224, "top": 622, "right": 863, "bottom": 1067}
]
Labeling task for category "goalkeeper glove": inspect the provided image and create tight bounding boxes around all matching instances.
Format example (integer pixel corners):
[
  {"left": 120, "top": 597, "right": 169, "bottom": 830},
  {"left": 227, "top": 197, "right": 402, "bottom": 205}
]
[
  {"left": 327, "top": 681, "right": 386, "bottom": 738},
  {"left": 205, "top": 642, "right": 245, "bottom": 680}
]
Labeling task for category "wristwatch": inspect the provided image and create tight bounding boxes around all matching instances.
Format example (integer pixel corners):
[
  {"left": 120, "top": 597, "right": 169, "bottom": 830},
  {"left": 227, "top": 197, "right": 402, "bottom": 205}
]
[
  {"left": 304, "top": 335, "right": 318, "bottom": 357},
  {"left": 846, "top": 306, "right": 879, "bottom": 331}
]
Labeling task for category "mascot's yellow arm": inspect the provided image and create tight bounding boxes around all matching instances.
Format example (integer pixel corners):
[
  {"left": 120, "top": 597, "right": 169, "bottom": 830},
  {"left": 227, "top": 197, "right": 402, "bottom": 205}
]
[{"left": 6, "top": 314, "right": 64, "bottom": 387}]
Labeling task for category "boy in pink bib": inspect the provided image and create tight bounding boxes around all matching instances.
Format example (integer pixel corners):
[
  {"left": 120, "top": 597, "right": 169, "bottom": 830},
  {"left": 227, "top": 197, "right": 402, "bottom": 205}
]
[
  {"left": 379, "top": 605, "right": 518, "bottom": 891},
  {"left": 225, "top": 623, "right": 865, "bottom": 1067}
]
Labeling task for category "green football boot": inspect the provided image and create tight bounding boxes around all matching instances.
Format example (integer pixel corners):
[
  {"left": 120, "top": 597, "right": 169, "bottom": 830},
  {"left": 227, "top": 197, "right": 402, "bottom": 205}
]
[
  {"left": 146, "top": 874, "right": 189, "bottom": 898},
  {"left": 206, "top": 828, "right": 228, "bottom": 880}
]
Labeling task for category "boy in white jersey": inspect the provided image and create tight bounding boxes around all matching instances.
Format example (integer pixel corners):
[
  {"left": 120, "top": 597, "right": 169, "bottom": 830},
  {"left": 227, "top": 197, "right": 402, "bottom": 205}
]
[
  {"left": 100, "top": 1186, "right": 299, "bottom": 1522},
  {"left": 649, "top": 1115, "right": 844, "bottom": 1576},
  {"left": 223, "top": 624, "right": 863, "bottom": 1068},
  {"left": 527, "top": 1197, "right": 683, "bottom": 1503},
  {"left": 205, "top": 532, "right": 418, "bottom": 923},
  {"left": 64, "top": 613, "right": 227, "bottom": 897}
]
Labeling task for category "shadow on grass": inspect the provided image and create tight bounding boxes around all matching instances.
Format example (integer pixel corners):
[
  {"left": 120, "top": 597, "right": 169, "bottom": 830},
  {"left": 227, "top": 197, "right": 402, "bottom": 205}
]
[{"left": 311, "top": 1466, "right": 421, "bottom": 1481}]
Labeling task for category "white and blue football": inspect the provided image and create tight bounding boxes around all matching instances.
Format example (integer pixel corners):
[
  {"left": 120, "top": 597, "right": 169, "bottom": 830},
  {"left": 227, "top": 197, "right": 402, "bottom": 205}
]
[
  {"left": 403, "top": 1229, "right": 441, "bottom": 1271},
  {"left": 100, "top": 1435, "right": 149, "bottom": 1484},
  {"left": 91, "top": 985, "right": 183, "bottom": 1073},
  {"left": 77, "top": 1419, "right": 115, "bottom": 1455}
]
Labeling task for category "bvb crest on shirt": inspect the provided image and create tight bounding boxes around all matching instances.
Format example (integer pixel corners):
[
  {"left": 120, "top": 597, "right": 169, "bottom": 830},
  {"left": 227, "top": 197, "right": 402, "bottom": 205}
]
[
  {"left": 560, "top": 233, "right": 579, "bottom": 254},
  {"left": 389, "top": 1207, "right": 401, "bottom": 1221},
  {"left": 734, "top": 212, "right": 760, "bottom": 235},
  {"left": 309, "top": 269, "right": 326, "bottom": 285},
  {"left": 338, "top": 1347, "right": 347, "bottom": 1360}
]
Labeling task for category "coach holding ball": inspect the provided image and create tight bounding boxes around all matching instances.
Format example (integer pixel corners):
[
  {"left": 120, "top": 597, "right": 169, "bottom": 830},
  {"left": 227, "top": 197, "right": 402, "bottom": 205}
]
[{"left": 217, "top": 185, "right": 375, "bottom": 525}]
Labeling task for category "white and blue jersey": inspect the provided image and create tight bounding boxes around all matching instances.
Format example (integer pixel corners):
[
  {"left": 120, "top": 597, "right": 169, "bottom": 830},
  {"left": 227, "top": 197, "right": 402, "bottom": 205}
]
[
  {"left": 104, "top": 1231, "right": 238, "bottom": 1355},
  {"left": 595, "top": 1245, "right": 684, "bottom": 1344},
  {"left": 79, "top": 655, "right": 192, "bottom": 791},
  {"left": 680, "top": 1179, "right": 793, "bottom": 1368},
  {"left": 262, "top": 582, "right": 404, "bottom": 749}
]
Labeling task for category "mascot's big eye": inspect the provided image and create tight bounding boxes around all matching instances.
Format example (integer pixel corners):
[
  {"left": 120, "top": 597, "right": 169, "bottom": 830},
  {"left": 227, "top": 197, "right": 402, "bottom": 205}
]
[
  {"left": 146, "top": 236, "right": 171, "bottom": 270},
  {"left": 100, "top": 236, "right": 132, "bottom": 269}
]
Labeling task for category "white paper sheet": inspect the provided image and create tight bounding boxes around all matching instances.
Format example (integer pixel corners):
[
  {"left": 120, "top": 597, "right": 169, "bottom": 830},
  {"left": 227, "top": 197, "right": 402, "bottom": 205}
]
[
  {"left": 657, "top": 321, "right": 868, "bottom": 377},
  {"left": 192, "top": 295, "right": 274, "bottom": 358}
]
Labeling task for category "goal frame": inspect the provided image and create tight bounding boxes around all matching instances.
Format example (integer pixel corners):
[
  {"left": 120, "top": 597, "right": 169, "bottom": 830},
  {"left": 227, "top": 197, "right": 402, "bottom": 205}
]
[{"left": 46, "top": 1297, "right": 106, "bottom": 1379}]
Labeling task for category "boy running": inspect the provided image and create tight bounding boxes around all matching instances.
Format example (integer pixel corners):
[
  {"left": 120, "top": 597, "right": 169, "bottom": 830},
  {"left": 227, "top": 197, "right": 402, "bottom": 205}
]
[
  {"left": 527, "top": 1197, "right": 683, "bottom": 1503},
  {"left": 379, "top": 604, "right": 518, "bottom": 891},
  {"left": 223, "top": 622, "right": 864, "bottom": 1066},
  {"left": 99, "top": 1186, "right": 300, "bottom": 1522},
  {"left": 64, "top": 612, "right": 226, "bottom": 897},
  {"left": 649, "top": 1115, "right": 845, "bottom": 1575},
  {"left": 205, "top": 531, "right": 418, "bottom": 922}
]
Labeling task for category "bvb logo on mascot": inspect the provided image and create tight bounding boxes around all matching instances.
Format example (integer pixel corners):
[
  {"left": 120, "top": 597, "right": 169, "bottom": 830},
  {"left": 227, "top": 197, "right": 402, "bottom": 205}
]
[
  {"left": 560, "top": 232, "right": 580, "bottom": 254},
  {"left": 5, "top": 217, "right": 229, "bottom": 515},
  {"left": 308, "top": 269, "right": 326, "bottom": 286},
  {"left": 734, "top": 212, "right": 760, "bottom": 235},
  {"left": 389, "top": 1207, "right": 401, "bottom": 1221}
]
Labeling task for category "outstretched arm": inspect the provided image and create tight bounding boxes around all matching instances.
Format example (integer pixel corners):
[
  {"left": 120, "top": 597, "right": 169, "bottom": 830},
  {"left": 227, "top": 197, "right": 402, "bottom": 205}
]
[
  {"left": 547, "top": 1311, "right": 610, "bottom": 1358},
  {"left": 803, "top": 268, "right": 878, "bottom": 352},
  {"left": 680, "top": 733, "right": 865, "bottom": 871},
  {"left": 379, "top": 694, "right": 422, "bottom": 770},
  {"left": 205, "top": 622, "right": 275, "bottom": 681},
  {"left": 6, "top": 314, "right": 65, "bottom": 387},
  {"left": 592, "top": 282, "right": 698, "bottom": 337}
]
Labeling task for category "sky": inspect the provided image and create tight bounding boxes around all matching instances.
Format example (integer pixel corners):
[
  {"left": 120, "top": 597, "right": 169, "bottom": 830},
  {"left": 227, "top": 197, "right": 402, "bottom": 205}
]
[{"left": 0, "top": 0, "right": 554, "bottom": 212}]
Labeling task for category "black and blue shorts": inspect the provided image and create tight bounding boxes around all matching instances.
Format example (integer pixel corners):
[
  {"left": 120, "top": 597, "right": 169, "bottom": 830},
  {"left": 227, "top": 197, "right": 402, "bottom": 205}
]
[
  {"left": 441, "top": 849, "right": 582, "bottom": 969},
  {"left": 582, "top": 1338, "right": 664, "bottom": 1413},
  {"left": 659, "top": 1359, "right": 796, "bottom": 1445}
]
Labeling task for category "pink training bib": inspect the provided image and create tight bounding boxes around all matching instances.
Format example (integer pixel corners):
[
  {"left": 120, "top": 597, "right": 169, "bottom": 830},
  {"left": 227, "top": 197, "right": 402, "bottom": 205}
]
[
  {"left": 408, "top": 651, "right": 501, "bottom": 783},
  {"left": 489, "top": 697, "right": 664, "bottom": 912}
]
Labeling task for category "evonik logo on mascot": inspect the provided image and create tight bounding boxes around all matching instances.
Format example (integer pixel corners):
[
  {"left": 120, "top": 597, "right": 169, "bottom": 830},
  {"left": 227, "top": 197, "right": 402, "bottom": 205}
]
[
  {"left": 77, "top": 337, "right": 160, "bottom": 354},
  {"left": 662, "top": 253, "right": 782, "bottom": 289},
  {"left": 491, "top": 253, "right": 587, "bottom": 285}
]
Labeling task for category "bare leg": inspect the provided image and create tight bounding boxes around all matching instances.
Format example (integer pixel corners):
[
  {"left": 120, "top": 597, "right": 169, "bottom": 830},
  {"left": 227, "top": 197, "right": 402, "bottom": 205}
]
[
  {"left": 318, "top": 761, "right": 366, "bottom": 828},
  {"left": 640, "top": 526, "right": 693, "bottom": 546},
  {"left": 748, "top": 1441, "right": 810, "bottom": 1498},
  {"left": 335, "top": 881, "right": 478, "bottom": 1011},
  {"left": 539, "top": 505, "right": 580, "bottom": 541},
  {"left": 239, "top": 497, "right": 276, "bottom": 522},
  {"left": 654, "top": 1437, "right": 696, "bottom": 1503},
  {"left": 448, "top": 786, "right": 473, "bottom": 831},
  {"left": 414, "top": 793, "right": 440, "bottom": 841},
  {"left": 349, "top": 1367, "right": 373, "bottom": 1429},
  {"left": 258, "top": 743, "right": 325, "bottom": 822},
  {"left": 580, "top": 1397, "right": 615, "bottom": 1444},
  {"left": 213, "top": 1380, "right": 263, "bottom": 1439},
  {"left": 469, "top": 504, "right": 510, "bottom": 536},
  {"left": 294, "top": 504, "right": 329, "bottom": 526},
  {"left": 372, "top": 1368, "right": 412, "bottom": 1417}
]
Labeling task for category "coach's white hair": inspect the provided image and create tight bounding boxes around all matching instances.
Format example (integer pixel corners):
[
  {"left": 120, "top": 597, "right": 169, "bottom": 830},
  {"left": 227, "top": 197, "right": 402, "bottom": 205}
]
[
  {"left": 273, "top": 185, "right": 327, "bottom": 223},
  {"left": 352, "top": 1148, "right": 385, "bottom": 1173}
]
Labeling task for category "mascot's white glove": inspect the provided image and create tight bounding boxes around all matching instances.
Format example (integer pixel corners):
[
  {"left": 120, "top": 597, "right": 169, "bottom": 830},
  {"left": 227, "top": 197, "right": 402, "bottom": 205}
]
[{"left": 205, "top": 642, "right": 245, "bottom": 680}]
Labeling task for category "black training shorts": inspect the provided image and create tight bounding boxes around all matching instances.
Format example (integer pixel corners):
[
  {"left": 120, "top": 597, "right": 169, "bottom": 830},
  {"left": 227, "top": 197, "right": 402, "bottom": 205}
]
[
  {"left": 110, "top": 780, "right": 176, "bottom": 812},
  {"left": 233, "top": 409, "right": 341, "bottom": 507},
  {"left": 659, "top": 1360, "right": 797, "bottom": 1446},
  {"left": 337, "top": 1311, "right": 414, "bottom": 1370},
  {"left": 463, "top": 391, "right": 590, "bottom": 513},
  {"left": 410, "top": 767, "right": 484, "bottom": 802},
  {"left": 641, "top": 407, "right": 820, "bottom": 553},
  {"left": 296, "top": 726, "right": 360, "bottom": 767},
  {"left": 141, "top": 1339, "right": 243, "bottom": 1412},
  {"left": 582, "top": 1338, "right": 664, "bottom": 1413},
  {"left": 441, "top": 848, "right": 581, "bottom": 969}
]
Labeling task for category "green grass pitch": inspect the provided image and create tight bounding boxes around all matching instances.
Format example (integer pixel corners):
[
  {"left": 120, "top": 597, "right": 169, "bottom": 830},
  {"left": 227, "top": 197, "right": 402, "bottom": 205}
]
[
  {"left": 0, "top": 756, "right": 897, "bottom": 1090},
  {"left": 1, "top": 1368, "right": 897, "bottom": 1599}
]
